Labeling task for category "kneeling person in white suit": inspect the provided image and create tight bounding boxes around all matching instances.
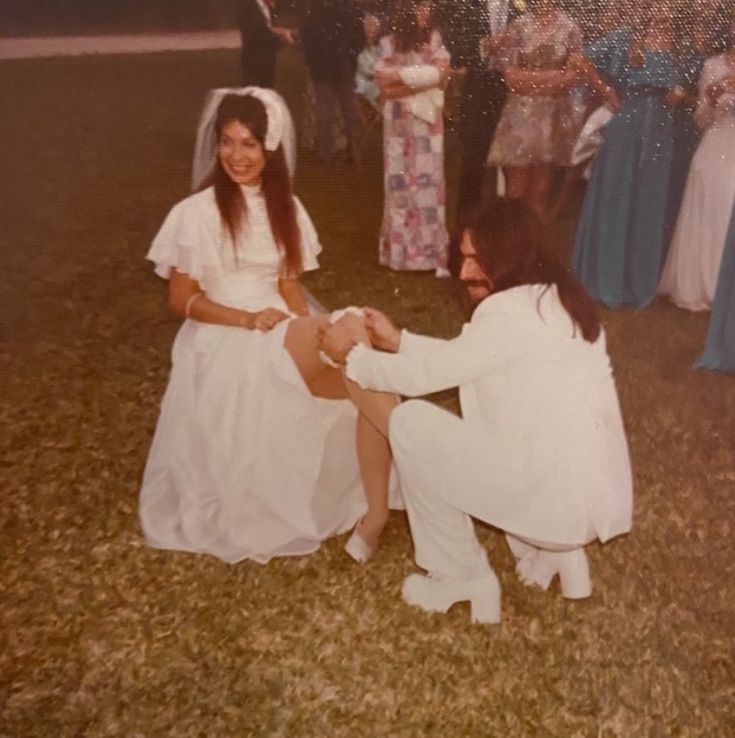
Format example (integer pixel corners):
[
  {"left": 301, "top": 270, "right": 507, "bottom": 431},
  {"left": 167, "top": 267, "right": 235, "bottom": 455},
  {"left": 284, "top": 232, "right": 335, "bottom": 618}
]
[{"left": 320, "top": 198, "right": 633, "bottom": 624}]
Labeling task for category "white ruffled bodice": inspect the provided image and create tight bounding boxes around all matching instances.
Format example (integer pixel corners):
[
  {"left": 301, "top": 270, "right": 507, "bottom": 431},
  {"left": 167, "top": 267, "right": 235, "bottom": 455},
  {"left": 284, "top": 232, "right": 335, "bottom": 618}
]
[{"left": 147, "top": 185, "right": 321, "bottom": 311}]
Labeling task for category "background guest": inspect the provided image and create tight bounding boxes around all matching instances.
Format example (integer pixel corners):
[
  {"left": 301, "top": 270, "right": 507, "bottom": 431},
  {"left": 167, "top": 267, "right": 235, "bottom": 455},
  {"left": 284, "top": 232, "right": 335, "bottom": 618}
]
[
  {"left": 355, "top": 12, "right": 384, "bottom": 110},
  {"left": 696, "top": 200, "right": 735, "bottom": 373},
  {"left": 659, "top": 16, "right": 735, "bottom": 310},
  {"left": 437, "top": 0, "right": 516, "bottom": 275},
  {"left": 487, "top": 0, "right": 584, "bottom": 217},
  {"left": 301, "top": 0, "right": 364, "bottom": 164},
  {"left": 572, "top": 0, "right": 694, "bottom": 308},
  {"left": 375, "top": 0, "right": 451, "bottom": 275},
  {"left": 238, "top": 0, "right": 295, "bottom": 88}
]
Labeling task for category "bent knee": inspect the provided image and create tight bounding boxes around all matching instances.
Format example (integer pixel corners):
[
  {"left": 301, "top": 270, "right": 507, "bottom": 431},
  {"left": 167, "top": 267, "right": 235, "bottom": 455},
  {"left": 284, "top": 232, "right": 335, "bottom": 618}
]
[{"left": 389, "top": 399, "right": 442, "bottom": 444}]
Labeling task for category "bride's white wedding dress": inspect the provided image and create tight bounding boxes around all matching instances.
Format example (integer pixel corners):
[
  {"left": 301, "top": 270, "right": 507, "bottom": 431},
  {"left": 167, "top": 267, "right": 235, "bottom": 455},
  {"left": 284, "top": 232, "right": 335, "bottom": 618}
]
[{"left": 139, "top": 184, "right": 369, "bottom": 563}]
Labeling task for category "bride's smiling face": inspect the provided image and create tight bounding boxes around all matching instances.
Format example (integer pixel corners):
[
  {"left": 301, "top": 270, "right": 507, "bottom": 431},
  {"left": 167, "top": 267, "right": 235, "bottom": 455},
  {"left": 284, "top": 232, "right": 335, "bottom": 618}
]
[{"left": 218, "top": 119, "right": 266, "bottom": 187}]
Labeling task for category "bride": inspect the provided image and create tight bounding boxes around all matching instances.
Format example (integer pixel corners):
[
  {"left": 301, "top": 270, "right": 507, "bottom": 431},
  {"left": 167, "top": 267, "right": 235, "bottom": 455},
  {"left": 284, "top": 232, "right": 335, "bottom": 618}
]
[{"left": 139, "top": 87, "right": 398, "bottom": 564}]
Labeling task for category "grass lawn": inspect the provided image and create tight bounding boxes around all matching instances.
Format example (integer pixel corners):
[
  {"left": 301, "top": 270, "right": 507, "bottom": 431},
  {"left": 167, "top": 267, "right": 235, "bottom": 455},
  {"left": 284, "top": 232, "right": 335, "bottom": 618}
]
[{"left": 0, "top": 48, "right": 733, "bottom": 737}]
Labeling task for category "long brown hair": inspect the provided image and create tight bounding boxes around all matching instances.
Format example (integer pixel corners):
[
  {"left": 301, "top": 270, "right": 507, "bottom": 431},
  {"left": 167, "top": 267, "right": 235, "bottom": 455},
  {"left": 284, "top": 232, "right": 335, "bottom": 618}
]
[
  {"left": 200, "top": 94, "right": 302, "bottom": 276},
  {"left": 391, "top": 0, "right": 433, "bottom": 53},
  {"left": 466, "top": 199, "right": 601, "bottom": 343}
]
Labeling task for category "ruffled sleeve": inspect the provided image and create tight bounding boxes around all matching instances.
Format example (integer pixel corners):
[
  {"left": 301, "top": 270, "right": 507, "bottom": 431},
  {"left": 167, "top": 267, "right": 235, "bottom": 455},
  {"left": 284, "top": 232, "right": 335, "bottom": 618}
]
[
  {"left": 146, "top": 189, "right": 224, "bottom": 283},
  {"left": 294, "top": 196, "right": 322, "bottom": 273}
]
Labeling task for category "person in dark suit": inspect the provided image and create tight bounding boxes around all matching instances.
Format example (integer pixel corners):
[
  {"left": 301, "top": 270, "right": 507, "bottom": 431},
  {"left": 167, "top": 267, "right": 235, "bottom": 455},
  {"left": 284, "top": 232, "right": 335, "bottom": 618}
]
[
  {"left": 437, "top": 0, "right": 517, "bottom": 275},
  {"left": 301, "top": 0, "right": 364, "bottom": 163},
  {"left": 238, "top": 0, "right": 295, "bottom": 88}
]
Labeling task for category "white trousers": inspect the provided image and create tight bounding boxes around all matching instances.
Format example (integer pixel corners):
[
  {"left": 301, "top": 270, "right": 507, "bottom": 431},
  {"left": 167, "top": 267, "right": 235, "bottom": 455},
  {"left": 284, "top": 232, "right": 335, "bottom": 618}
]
[{"left": 389, "top": 400, "right": 592, "bottom": 580}]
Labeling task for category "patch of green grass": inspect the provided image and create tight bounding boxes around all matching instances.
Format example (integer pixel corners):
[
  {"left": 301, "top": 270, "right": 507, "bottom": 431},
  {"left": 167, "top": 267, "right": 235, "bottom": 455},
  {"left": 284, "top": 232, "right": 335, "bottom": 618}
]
[{"left": 0, "top": 49, "right": 733, "bottom": 737}]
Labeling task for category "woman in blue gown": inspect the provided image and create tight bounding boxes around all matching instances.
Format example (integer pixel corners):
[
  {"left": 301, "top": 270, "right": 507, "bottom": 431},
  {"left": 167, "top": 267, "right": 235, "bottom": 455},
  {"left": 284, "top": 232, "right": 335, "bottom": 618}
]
[
  {"left": 572, "top": 3, "right": 697, "bottom": 308},
  {"left": 696, "top": 202, "right": 735, "bottom": 374}
]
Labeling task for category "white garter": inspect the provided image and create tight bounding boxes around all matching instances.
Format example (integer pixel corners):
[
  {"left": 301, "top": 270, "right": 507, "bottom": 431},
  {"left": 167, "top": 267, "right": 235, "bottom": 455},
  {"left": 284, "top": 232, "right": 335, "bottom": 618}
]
[{"left": 318, "top": 306, "right": 365, "bottom": 368}]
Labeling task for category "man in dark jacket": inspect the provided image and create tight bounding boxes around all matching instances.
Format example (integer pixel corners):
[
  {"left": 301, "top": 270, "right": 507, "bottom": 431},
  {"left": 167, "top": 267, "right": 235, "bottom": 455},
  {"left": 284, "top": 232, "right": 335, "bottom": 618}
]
[
  {"left": 437, "top": 0, "right": 516, "bottom": 275},
  {"left": 238, "top": 0, "right": 295, "bottom": 88},
  {"left": 302, "top": 0, "right": 364, "bottom": 163}
]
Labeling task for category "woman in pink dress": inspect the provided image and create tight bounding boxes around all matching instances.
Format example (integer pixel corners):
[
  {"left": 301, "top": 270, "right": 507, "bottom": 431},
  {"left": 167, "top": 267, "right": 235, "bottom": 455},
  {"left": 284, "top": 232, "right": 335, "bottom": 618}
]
[
  {"left": 374, "top": 0, "right": 451, "bottom": 275},
  {"left": 659, "top": 20, "right": 735, "bottom": 311}
]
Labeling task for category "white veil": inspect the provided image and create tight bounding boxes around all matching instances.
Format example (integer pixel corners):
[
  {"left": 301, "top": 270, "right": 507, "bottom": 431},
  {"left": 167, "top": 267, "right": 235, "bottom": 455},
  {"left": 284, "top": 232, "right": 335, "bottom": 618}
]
[
  {"left": 189, "top": 87, "right": 325, "bottom": 314},
  {"left": 190, "top": 87, "right": 297, "bottom": 192}
]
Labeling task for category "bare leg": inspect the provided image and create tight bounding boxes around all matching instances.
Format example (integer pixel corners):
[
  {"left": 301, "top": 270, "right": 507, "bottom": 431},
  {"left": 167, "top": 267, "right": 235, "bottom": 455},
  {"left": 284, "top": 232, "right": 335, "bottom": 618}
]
[
  {"left": 284, "top": 317, "right": 398, "bottom": 546},
  {"left": 284, "top": 316, "right": 348, "bottom": 399}
]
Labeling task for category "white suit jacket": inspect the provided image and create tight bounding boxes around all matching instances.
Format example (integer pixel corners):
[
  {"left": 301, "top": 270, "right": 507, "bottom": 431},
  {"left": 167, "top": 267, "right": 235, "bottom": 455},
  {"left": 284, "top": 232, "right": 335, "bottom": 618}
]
[{"left": 346, "top": 284, "right": 633, "bottom": 544}]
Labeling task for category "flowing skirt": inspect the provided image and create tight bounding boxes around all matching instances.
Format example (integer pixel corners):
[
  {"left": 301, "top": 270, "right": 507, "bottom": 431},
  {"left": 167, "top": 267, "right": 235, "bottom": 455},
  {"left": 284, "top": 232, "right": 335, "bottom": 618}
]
[
  {"left": 379, "top": 100, "right": 448, "bottom": 271},
  {"left": 659, "top": 122, "right": 735, "bottom": 310},
  {"left": 140, "top": 319, "right": 369, "bottom": 564},
  {"left": 572, "top": 91, "right": 687, "bottom": 308},
  {"left": 696, "top": 203, "right": 735, "bottom": 373}
]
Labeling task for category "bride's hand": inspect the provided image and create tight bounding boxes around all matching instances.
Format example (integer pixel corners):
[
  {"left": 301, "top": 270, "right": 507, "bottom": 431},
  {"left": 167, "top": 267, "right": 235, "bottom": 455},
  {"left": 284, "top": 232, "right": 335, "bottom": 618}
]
[
  {"left": 363, "top": 307, "right": 401, "bottom": 353},
  {"left": 250, "top": 308, "right": 289, "bottom": 331}
]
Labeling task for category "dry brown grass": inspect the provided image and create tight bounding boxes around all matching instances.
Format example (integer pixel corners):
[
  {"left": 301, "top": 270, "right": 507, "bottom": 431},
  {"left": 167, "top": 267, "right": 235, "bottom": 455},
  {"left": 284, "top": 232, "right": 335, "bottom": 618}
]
[{"left": 0, "top": 49, "right": 733, "bottom": 737}]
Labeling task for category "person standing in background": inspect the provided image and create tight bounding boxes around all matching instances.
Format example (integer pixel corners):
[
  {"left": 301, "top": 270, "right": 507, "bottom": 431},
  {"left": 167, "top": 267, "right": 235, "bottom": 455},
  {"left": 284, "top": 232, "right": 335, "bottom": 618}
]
[
  {"left": 696, "top": 199, "right": 735, "bottom": 374},
  {"left": 487, "top": 0, "right": 585, "bottom": 217},
  {"left": 302, "top": 0, "right": 364, "bottom": 164},
  {"left": 355, "top": 13, "right": 384, "bottom": 110},
  {"left": 375, "top": 0, "right": 451, "bottom": 276},
  {"left": 659, "top": 15, "right": 735, "bottom": 311},
  {"left": 571, "top": 1, "right": 693, "bottom": 308},
  {"left": 238, "top": 0, "right": 296, "bottom": 88},
  {"left": 437, "top": 0, "right": 516, "bottom": 276}
]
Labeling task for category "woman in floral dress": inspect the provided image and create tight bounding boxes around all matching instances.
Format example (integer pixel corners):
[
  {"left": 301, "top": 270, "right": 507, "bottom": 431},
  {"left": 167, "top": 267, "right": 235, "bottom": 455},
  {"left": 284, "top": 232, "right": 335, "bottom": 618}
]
[
  {"left": 374, "top": 0, "right": 451, "bottom": 275},
  {"left": 487, "top": 0, "right": 584, "bottom": 216}
]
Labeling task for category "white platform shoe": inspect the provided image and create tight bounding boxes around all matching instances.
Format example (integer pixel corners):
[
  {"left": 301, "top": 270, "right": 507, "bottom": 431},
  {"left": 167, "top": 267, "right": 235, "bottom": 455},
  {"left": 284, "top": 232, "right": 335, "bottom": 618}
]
[
  {"left": 506, "top": 534, "right": 592, "bottom": 600},
  {"left": 401, "top": 572, "right": 502, "bottom": 624}
]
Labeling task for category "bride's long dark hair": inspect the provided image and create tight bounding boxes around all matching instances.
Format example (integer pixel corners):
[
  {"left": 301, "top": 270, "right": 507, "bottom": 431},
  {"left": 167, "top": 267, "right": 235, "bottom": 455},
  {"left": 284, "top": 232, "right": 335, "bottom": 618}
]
[
  {"left": 199, "top": 94, "right": 302, "bottom": 276},
  {"left": 466, "top": 198, "right": 601, "bottom": 343}
]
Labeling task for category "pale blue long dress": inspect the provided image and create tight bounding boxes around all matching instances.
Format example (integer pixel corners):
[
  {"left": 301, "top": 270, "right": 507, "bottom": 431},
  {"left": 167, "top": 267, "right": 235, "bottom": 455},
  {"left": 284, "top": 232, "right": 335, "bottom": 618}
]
[
  {"left": 572, "top": 30, "right": 691, "bottom": 308},
  {"left": 696, "top": 202, "right": 735, "bottom": 374}
]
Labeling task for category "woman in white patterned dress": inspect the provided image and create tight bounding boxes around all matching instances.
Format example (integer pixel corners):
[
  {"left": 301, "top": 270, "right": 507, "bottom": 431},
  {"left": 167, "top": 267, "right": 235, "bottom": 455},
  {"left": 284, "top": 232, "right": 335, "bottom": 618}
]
[
  {"left": 374, "top": 0, "right": 451, "bottom": 275},
  {"left": 140, "top": 89, "right": 398, "bottom": 565}
]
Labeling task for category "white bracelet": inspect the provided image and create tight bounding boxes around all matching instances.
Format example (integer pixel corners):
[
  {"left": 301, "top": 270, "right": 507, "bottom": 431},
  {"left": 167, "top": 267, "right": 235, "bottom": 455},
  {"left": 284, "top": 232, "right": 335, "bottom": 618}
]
[{"left": 185, "top": 292, "right": 203, "bottom": 318}]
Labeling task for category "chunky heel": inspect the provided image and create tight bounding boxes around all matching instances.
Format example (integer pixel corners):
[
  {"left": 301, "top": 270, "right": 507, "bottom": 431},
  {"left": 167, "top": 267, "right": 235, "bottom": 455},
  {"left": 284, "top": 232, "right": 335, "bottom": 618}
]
[
  {"left": 557, "top": 549, "right": 592, "bottom": 599},
  {"left": 401, "top": 572, "right": 502, "bottom": 625},
  {"left": 469, "top": 588, "right": 502, "bottom": 625}
]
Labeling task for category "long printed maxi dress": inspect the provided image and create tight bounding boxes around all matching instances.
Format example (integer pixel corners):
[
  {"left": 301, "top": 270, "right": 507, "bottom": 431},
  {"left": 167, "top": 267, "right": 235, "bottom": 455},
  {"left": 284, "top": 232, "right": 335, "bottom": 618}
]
[
  {"left": 376, "top": 31, "right": 450, "bottom": 272},
  {"left": 571, "top": 29, "right": 691, "bottom": 308}
]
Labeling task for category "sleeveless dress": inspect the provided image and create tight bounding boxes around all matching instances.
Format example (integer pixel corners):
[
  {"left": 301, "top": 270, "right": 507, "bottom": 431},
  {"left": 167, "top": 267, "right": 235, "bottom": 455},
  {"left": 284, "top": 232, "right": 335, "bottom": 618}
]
[{"left": 139, "top": 184, "right": 368, "bottom": 564}]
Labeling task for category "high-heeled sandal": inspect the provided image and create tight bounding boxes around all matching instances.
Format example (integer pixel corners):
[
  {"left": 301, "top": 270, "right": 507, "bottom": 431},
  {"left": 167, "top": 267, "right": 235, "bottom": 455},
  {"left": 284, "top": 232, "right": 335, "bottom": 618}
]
[{"left": 344, "top": 520, "right": 377, "bottom": 564}]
